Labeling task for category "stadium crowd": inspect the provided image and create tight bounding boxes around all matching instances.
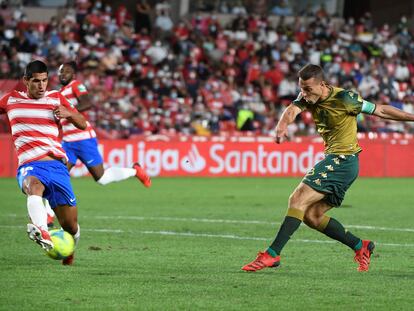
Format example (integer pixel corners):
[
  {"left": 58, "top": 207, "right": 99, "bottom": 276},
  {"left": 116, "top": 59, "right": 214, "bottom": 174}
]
[{"left": 0, "top": 0, "right": 413, "bottom": 138}]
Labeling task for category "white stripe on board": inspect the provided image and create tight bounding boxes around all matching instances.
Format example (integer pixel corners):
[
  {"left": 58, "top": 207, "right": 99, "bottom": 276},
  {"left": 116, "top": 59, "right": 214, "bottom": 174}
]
[{"left": 1, "top": 225, "right": 414, "bottom": 248}]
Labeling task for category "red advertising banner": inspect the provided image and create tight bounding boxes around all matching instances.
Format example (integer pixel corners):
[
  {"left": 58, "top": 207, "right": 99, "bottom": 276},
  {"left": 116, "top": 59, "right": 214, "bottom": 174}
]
[{"left": 1, "top": 134, "right": 414, "bottom": 178}]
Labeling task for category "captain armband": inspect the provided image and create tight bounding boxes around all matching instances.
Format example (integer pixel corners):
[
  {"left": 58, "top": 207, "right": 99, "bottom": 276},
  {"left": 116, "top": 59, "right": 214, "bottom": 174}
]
[{"left": 361, "top": 100, "right": 376, "bottom": 115}]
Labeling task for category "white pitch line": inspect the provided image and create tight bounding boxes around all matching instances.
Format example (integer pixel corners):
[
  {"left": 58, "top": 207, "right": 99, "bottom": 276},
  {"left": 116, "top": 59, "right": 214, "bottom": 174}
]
[
  {"left": 93, "top": 215, "right": 414, "bottom": 233},
  {"left": 1, "top": 225, "right": 414, "bottom": 248},
  {"left": 4, "top": 213, "right": 414, "bottom": 233}
]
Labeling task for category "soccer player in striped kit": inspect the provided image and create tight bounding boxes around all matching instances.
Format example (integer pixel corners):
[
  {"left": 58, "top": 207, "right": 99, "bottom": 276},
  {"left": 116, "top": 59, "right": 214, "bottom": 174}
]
[
  {"left": 0, "top": 60, "right": 86, "bottom": 265},
  {"left": 58, "top": 61, "right": 151, "bottom": 187}
]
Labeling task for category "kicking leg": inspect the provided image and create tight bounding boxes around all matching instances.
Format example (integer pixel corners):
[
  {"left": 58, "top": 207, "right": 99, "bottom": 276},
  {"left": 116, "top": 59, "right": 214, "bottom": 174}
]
[{"left": 22, "top": 176, "right": 53, "bottom": 250}]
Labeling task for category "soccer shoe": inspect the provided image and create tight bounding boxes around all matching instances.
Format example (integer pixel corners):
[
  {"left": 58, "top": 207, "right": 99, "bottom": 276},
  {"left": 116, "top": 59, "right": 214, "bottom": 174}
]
[
  {"left": 354, "top": 240, "right": 375, "bottom": 272},
  {"left": 27, "top": 223, "right": 54, "bottom": 251},
  {"left": 133, "top": 162, "right": 151, "bottom": 188},
  {"left": 242, "top": 251, "right": 281, "bottom": 272},
  {"left": 62, "top": 253, "right": 74, "bottom": 266}
]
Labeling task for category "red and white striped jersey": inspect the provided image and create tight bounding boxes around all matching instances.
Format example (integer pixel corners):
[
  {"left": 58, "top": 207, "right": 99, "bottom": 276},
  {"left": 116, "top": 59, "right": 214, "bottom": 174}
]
[
  {"left": 0, "top": 90, "right": 77, "bottom": 165},
  {"left": 60, "top": 79, "right": 96, "bottom": 142}
]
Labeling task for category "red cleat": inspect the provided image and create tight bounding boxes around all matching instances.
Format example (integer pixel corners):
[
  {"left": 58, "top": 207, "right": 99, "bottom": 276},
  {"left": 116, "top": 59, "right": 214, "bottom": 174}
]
[
  {"left": 242, "top": 251, "right": 281, "bottom": 272},
  {"left": 133, "top": 163, "right": 151, "bottom": 188},
  {"left": 27, "top": 223, "right": 54, "bottom": 251},
  {"left": 354, "top": 240, "right": 375, "bottom": 272},
  {"left": 62, "top": 253, "right": 74, "bottom": 266}
]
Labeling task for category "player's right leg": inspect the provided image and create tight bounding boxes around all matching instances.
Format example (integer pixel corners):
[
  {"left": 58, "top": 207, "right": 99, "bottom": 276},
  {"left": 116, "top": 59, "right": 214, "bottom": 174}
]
[
  {"left": 242, "top": 182, "right": 324, "bottom": 272},
  {"left": 17, "top": 166, "right": 53, "bottom": 251}
]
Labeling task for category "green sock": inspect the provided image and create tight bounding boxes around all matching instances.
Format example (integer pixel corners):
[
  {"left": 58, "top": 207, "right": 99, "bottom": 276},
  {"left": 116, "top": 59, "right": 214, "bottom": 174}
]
[
  {"left": 353, "top": 240, "right": 362, "bottom": 251},
  {"left": 268, "top": 215, "right": 302, "bottom": 255},
  {"left": 266, "top": 247, "right": 278, "bottom": 257},
  {"left": 321, "top": 218, "right": 361, "bottom": 251}
]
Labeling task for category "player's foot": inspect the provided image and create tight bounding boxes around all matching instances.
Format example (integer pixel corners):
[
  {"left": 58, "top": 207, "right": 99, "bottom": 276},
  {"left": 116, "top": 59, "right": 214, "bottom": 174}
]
[
  {"left": 47, "top": 213, "right": 55, "bottom": 229},
  {"left": 354, "top": 240, "right": 375, "bottom": 272},
  {"left": 27, "top": 223, "right": 54, "bottom": 251},
  {"left": 62, "top": 253, "right": 74, "bottom": 266},
  {"left": 133, "top": 162, "right": 151, "bottom": 188},
  {"left": 242, "top": 251, "right": 281, "bottom": 272}
]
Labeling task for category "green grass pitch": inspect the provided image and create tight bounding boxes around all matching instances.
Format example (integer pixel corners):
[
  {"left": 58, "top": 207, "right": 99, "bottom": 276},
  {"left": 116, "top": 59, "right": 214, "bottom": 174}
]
[{"left": 0, "top": 177, "right": 413, "bottom": 310}]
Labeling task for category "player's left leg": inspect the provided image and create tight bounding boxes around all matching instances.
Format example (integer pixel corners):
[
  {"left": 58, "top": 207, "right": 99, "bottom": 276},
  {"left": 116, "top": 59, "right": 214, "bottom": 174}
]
[
  {"left": 304, "top": 201, "right": 375, "bottom": 271},
  {"left": 304, "top": 201, "right": 362, "bottom": 250},
  {"left": 45, "top": 160, "right": 80, "bottom": 265},
  {"left": 75, "top": 138, "right": 151, "bottom": 187},
  {"left": 54, "top": 204, "right": 79, "bottom": 266}
]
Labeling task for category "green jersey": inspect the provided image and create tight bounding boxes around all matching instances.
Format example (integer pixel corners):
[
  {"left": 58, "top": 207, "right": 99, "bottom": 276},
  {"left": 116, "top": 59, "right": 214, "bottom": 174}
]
[{"left": 293, "top": 86, "right": 375, "bottom": 155}]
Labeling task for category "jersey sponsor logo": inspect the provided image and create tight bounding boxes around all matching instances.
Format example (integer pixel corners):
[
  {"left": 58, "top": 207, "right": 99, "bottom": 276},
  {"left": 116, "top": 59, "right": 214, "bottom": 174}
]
[{"left": 78, "top": 84, "right": 87, "bottom": 92}]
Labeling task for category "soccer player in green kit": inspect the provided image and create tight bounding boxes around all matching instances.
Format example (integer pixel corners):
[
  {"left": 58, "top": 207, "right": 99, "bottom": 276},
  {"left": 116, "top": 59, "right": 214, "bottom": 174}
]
[{"left": 242, "top": 64, "right": 414, "bottom": 272}]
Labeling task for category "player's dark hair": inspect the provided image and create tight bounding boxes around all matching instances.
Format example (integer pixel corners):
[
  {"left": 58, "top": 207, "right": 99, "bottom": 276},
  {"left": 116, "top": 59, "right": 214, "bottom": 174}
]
[
  {"left": 24, "top": 60, "right": 48, "bottom": 79},
  {"left": 64, "top": 61, "right": 77, "bottom": 73},
  {"left": 298, "top": 64, "right": 325, "bottom": 81}
]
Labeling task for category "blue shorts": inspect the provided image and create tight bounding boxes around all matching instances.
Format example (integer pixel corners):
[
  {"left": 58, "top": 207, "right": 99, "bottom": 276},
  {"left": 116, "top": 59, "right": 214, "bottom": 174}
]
[
  {"left": 62, "top": 138, "right": 103, "bottom": 167},
  {"left": 16, "top": 160, "right": 76, "bottom": 209}
]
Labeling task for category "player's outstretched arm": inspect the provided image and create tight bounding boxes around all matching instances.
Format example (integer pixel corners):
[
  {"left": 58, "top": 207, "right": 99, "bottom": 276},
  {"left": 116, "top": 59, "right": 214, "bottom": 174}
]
[
  {"left": 274, "top": 104, "right": 302, "bottom": 144},
  {"left": 372, "top": 103, "right": 414, "bottom": 122},
  {"left": 54, "top": 105, "right": 87, "bottom": 130}
]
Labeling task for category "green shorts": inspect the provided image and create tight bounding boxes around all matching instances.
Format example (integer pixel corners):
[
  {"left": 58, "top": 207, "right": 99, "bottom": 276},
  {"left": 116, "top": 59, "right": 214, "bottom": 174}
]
[{"left": 302, "top": 153, "right": 359, "bottom": 207}]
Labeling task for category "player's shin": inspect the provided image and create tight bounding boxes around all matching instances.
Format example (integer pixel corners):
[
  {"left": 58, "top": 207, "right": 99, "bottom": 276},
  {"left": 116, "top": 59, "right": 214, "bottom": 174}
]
[
  {"left": 27, "top": 195, "right": 48, "bottom": 230},
  {"left": 268, "top": 207, "right": 304, "bottom": 256},
  {"left": 316, "top": 215, "right": 361, "bottom": 250}
]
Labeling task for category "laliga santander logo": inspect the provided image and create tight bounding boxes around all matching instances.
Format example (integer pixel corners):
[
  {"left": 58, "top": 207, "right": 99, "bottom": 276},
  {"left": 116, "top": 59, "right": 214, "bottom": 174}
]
[
  {"left": 70, "top": 141, "right": 325, "bottom": 177},
  {"left": 180, "top": 144, "right": 206, "bottom": 173}
]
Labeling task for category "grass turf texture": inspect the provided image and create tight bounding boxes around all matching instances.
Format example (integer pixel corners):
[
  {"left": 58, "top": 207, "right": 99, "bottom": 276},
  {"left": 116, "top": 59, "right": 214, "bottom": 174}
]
[{"left": 0, "top": 177, "right": 413, "bottom": 310}]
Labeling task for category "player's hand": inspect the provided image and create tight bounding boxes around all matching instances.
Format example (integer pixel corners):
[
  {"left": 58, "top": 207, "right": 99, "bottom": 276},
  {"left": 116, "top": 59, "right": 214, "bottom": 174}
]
[
  {"left": 54, "top": 105, "right": 73, "bottom": 119},
  {"left": 274, "top": 126, "right": 288, "bottom": 144}
]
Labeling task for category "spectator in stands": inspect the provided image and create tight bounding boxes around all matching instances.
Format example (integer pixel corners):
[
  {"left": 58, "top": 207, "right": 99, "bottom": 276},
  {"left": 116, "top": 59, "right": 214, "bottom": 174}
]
[{"left": 0, "top": 3, "right": 413, "bottom": 138}]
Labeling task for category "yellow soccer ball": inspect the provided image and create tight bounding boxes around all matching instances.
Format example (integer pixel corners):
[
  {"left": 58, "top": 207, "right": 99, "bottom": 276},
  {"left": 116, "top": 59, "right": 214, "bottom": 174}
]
[{"left": 46, "top": 229, "right": 75, "bottom": 260}]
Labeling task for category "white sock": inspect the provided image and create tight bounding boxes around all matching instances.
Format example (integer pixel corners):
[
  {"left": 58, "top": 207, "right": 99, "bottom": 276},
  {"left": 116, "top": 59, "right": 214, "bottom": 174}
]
[
  {"left": 97, "top": 167, "right": 136, "bottom": 185},
  {"left": 43, "top": 199, "right": 55, "bottom": 217},
  {"left": 73, "top": 224, "right": 80, "bottom": 246},
  {"left": 27, "top": 195, "right": 47, "bottom": 231}
]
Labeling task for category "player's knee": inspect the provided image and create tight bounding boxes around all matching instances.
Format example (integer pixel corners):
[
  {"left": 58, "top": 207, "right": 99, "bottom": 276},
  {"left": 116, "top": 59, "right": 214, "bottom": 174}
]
[
  {"left": 303, "top": 210, "right": 324, "bottom": 229},
  {"left": 288, "top": 189, "right": 307, "bottom": 210},
  {"left": 61, "top": 221, "right": 78, "bottom": 236},
  {"left": 23, "top": 177, "right": 44, "bottom": 195},
  {"left": 303, "top": 214, "right": 318, "bottom": 229}
]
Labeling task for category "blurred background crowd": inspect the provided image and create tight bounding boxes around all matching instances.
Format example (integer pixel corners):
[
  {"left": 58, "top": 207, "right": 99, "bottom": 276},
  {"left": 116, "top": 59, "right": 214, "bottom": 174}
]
[{"left": 0, "top": 0, "right": 413, "bottom": 138}]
